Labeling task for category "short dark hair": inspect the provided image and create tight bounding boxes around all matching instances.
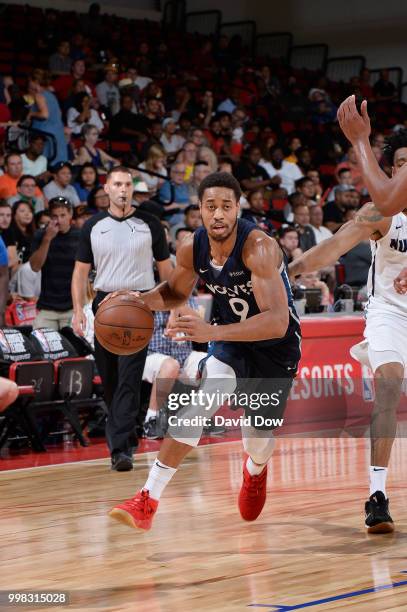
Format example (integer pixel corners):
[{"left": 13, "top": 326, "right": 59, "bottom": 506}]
[
  {"left": 52, "top": 161, "right": 72, "bottom": 173},
  {"left": 0, "top": 199, "right": 11, "bottom": 209},
  {"left": 48, "top": 196, "right": 73, "bottom": 212},
  {"left": 29, "top": 131, "right": 46, "bottom": 143},
  {"left": 198, "top": 172, "right": 241, "bottom": 202},
  {"left": 175, "top": 227, "right": 193, "bottom": 240},
  {"left": 17, "top": 174, "right": 37, "bottom": 188},
  {"left": 383, "top": 129, "right": 407, "bottom": 165},
  {"left": 338, "top": 167, "right": 351, "bottom": 176},
  {"left": 106, "top": 165, "right": 132, "bottom": 181},
  {"left": 278, "top": 225, "right": 298, "bottom": 239},
  {"left": 295, "top": 177, "right": 312, "bottom": 189},
  {"left": 4, "top": 152, "right": 21, "bottom": 165},
  {"left": 184, "top": 204, "right": 199, "bottom": 216}
]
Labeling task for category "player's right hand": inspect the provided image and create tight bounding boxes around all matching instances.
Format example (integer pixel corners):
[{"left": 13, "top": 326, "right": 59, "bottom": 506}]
[
  {"left": 72, "top": 310, "right": 87, "bottom": 336},
  {"left": 394, "top": 267, "right": 407, "bottom": 294}
]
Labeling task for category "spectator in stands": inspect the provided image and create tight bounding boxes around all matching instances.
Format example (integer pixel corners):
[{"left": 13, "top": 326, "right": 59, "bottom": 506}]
[
  {"left": 171, "top": 204, "right": 202, "bottom": 240},
  {"left": 325, "top": 167, "right": 353, "bottom": 202},
  {"left": 28, "top": 69, "right": 68, "bottom": 164},
  {"left": 30, "top": 197, "right": 79, "bottom": 330},
  {"left": 260, "top": 145, "right": 303, "bottom": 195},
  {"left": 0, "top": 201, "right": 17, "bottom": 272},
  {"left": 109, "top": 93, "right": 148, "bottom": 143},
  {"left": 11, "top": 200, "right": 36, "bottom": 265},
  {"left": 187, "top": 161, "right": 211, "bottom": 205},
  {"left": 235, "top": 145, "right": 280, "bottom": 193},
  {"left": 43, "top": 162, "right": 80, "bottom": 207},
  {"left": 191, "top": 128, "right": 207, "bottom": 148},
  {"left": 138, "top": 145, "right": 168, "bottom": 197},
  {"left": 8, "top": 175, "right": 46, "bottom": 213},
  {"left": 309, "top": 205, "right": 333, "bottom": 245},
  {"left": 295, "top": 177, "right": 317, "bottom": 207},
  {"left": 296, "top": 271, "right": 330, "bottom": 308},
  {"left": 323, "top": 184, "right": 354, "bottom": 233},
  {"left": 73, "top": 163, "right": 100, "bottom": 205},
  {"left": 142, "top": 300, "right": 207, "bottom": 439},
  {"left": 141, "top": 120, "right": 164, "bottom": 156},
  {"left": 296, "top": 147, "right": 313, "bottom": 174},
  {"left": 158, "top": 162, "right": 189, "bottom": 222},
  {"left": 53, "top": 58, "right": 94, "bottom": 102},
  {"left": 197, "top": 146, "right": 218, "bottom": 173},
  {"left": 143, "top": 96, "right": 163, "bottom": 123},
  {"left": 125, "top": 66, "right": 152, "bottom": 92},
  {"left": 67, "top": 92, "right": 104, "bottom": 135},
  {"left": 160, "top": 117, "right": 185, "bottom": 154},
  {"left": 373, "top": 69, "right": 397, "bottom": 102},
  {"left": 285, "top": 136, "right": 302, "bottom": 164},
  {"left": 88, "top": 186, "right": 109, "bottom": 211},
  {"left": 74, "top": 124, "right": 119, "bottom": 174},
  {"left": 336, "top": 145, "right": 365, "bottom": 193},
  {"left": 176, "top": 141, "right": 198, "bottom": 181},
  {"left": 293, "top": 204, "right": 316, "bottom": 251},
  {"left": 340, "top": 238, "right": 372, "bottom": 289},
  {"left": 241, "top": 189, "right": 275, "bottom": 235},
  {"left": 359, "top": 67, "right": 374, "bottom": 100},
  {"left": 72, "top": 205, "right": 94, "bottom": 229},
  {"left": 306, "top": 169, "right": 323, "bottom": 203},
  {"left": 0, "top": 153, "right": 24, "bottom": 199},
  {"left": 96, "top": 64, "right": 120, "bottom": 118},
  {"left": 22, "top": 133, "right": 50, "bottom": 184},
  {"left": 49, "top": 40, "right": 72, "bottom": 76},
  {"left": 278, "top": 226, "right": 302, "bottom": 264}
]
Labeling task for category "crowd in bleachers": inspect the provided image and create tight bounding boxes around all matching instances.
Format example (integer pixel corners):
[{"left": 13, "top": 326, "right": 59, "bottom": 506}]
[{"left": 0, "top": 2, "right": 405, "bottom": 323}]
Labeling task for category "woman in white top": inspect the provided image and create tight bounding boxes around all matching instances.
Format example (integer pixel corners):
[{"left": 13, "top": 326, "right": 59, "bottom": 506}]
[
  {"left": 138, "top": 145, "right": 168, "bottom": 196},
  {"left": 67, "top": 92, "right": 104, "bottom": 136}
]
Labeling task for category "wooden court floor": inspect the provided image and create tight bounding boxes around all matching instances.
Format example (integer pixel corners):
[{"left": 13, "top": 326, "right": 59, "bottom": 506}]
[{"left": 1, "top": 437, "right": 407, "bottom": 612}]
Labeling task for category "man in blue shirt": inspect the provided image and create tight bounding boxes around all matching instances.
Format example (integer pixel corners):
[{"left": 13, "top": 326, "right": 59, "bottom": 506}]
[{"left": 158, "top": 162, "right": 190, "bottom": 226}]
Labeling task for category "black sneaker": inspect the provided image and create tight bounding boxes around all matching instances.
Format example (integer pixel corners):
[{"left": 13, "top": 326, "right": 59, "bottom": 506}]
[
  {"left": 143, "top": 416, "right": 166, "bottom": 440},
  {"left": 111, "top": 452, "right": 133, "bottom": 472},
  {"left": 365, "top": 490, "right": 394, "bottom": 533}
]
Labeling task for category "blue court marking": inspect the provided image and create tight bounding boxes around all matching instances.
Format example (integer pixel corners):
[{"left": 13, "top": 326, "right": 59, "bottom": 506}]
[{"left": 248, "top": 571, "right": 407, "bottom": 610}]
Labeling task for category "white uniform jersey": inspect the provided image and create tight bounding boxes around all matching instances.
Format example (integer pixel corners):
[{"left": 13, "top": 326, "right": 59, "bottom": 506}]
[{"left": 366, "top": 213, "right": 407, "bottom": 316}]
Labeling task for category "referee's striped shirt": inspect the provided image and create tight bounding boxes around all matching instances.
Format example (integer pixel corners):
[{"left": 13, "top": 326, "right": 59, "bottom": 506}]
[{"left": 76, "top": 209, "right": 169, "bottom": 292}]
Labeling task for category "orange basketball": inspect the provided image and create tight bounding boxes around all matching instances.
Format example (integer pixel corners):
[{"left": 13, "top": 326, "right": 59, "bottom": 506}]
[{"left": 94, "top": 294, "right": 154, "bottom": 355}]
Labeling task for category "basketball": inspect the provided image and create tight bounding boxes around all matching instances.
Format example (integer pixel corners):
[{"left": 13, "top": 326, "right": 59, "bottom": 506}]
[{"left": 94, "top": 294, "right": 154, "bottom": 355}]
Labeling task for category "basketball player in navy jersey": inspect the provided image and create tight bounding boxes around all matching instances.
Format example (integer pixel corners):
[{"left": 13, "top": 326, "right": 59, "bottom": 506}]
[{"left": 107, "top": 172, "right": 301, "bottom": 530}]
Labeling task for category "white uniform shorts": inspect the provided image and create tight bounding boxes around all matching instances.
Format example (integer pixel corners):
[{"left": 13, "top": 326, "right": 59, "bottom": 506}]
[
  {"left": 350, "top": 308, "right": 407, "bottom": 372},
  {"left": 142, "top": 351, "right": 207, "bottom": 386}
]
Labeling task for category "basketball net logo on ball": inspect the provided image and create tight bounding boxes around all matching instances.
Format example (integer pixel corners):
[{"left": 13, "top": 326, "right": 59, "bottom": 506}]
[{"left": 94, "top": 294, "right": 154, "bottom": 355}]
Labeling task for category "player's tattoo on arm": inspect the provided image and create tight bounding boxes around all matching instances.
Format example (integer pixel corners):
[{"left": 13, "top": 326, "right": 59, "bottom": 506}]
[{"left": 355, "top": 203, "right": 384, "bottom": 223}]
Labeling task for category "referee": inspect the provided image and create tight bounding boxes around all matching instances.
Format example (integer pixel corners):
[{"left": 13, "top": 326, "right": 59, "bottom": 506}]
[{"left": 72, "top": 166, "right": 172, "bottom": 471}]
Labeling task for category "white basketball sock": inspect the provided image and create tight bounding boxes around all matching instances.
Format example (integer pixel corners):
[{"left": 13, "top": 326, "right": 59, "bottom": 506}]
[
  {"left": 246, "top": 456, "right": 267, "bottom": 476},
  {"left": 143, "top": 459, "right": 177, "bottom": 500},
  {"left": 370, "top": 465, "right": 388, "bottom": 497},
  {"left": 144, "top": 408, "right": 156, "bottom": 423}
]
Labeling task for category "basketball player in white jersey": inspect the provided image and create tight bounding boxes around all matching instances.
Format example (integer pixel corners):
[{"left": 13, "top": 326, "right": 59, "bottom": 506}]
[{"left": 288, "top": 133, "right": 407, "bottom": 533}]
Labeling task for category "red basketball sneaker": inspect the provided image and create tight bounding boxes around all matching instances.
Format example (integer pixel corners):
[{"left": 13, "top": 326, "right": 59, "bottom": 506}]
[
  {"left": 109, "top": 489, "right": 158, "bottom": 531},
  {"left": 238, "top": 457, "right": 268, "bottom": 521}
]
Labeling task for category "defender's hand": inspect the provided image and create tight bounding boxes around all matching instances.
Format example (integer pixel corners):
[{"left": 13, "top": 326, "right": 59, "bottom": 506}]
[
  {"left": 337, "top": 95, "right": 371, "bottom": 143},
  {"left": 394, "top": 267, "right": 407, "bottom": 294}
]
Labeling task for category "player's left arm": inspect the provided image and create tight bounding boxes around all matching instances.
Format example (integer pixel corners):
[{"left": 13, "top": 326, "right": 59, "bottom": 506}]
[
  {"left": 337, "top": 95, "right": 407, "bottom": 215},
  {"left": 169, "top": 233, "right": 289, "bottom": 342}
]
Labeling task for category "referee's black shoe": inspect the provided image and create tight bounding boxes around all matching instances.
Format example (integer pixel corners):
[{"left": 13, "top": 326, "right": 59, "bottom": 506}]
[
  {"left": 365, "top": 491, "right": 394, "bottom": 533},
  {"left": 111, "top": 452, "right": 134, "bottom": 472}
]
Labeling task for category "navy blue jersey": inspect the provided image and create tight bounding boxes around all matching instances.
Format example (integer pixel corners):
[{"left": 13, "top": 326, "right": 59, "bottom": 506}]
[{"left": 193, "top": 219, "right": 300, "bottom": 349}]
